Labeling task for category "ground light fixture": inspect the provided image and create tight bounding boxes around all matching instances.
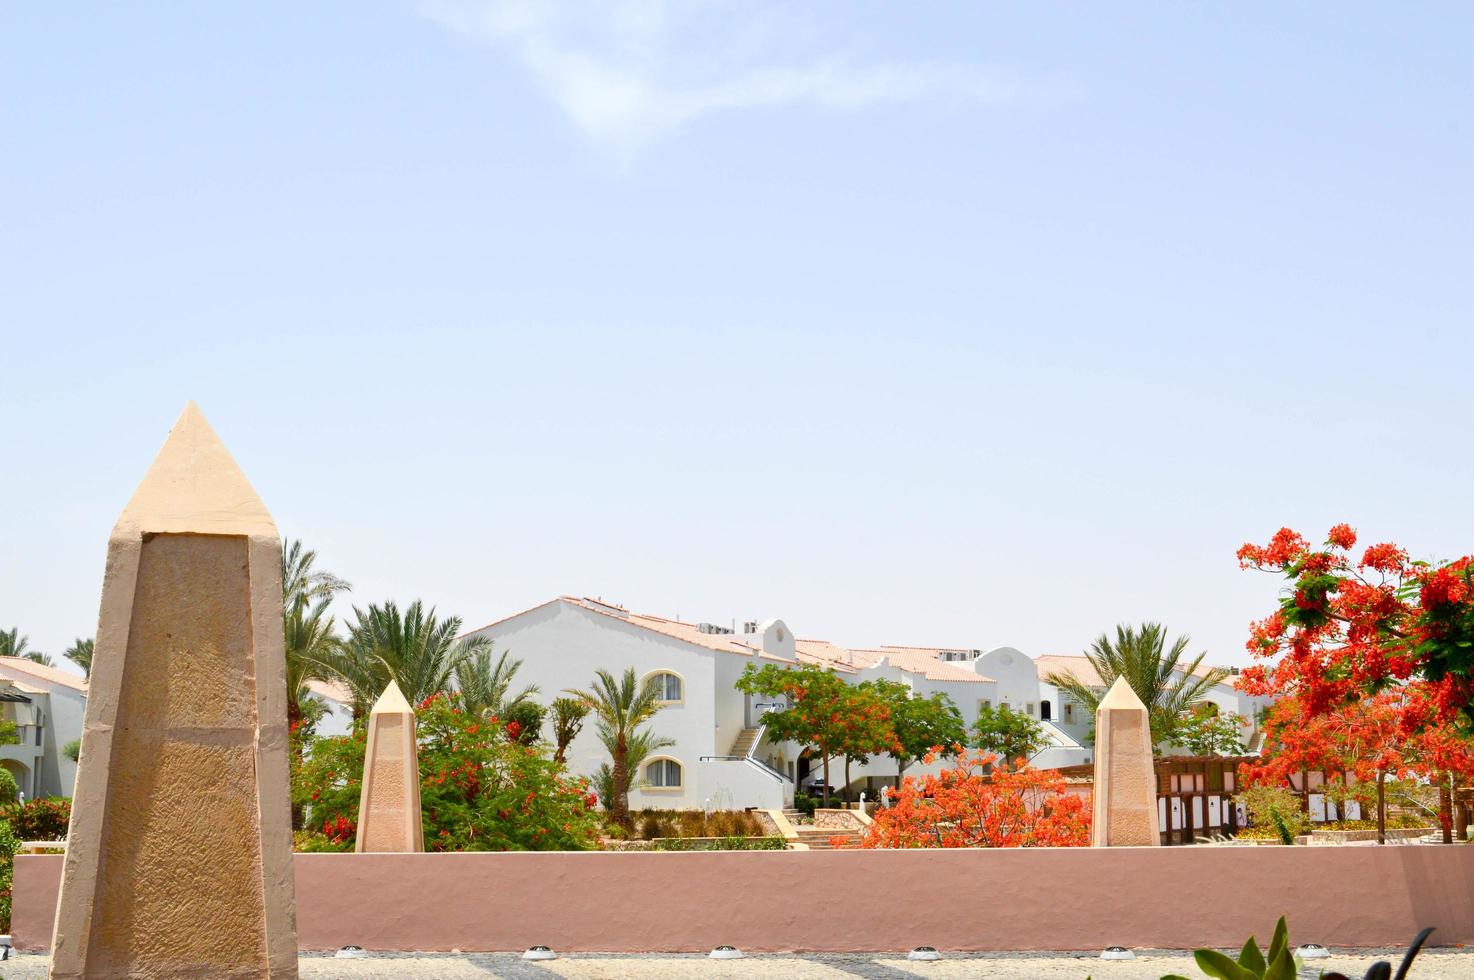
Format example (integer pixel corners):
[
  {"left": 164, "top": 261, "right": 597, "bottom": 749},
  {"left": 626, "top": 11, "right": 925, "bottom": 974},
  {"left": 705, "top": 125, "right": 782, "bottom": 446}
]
[
  {"left": 334, "top": 946, "right": 366, "bottom": 959},
  {"left": 1296, "top": 943, "right": 1330, "bottom": 960},
  {"left": 523, "top": 946, "right": 558, "bottom": 961},
  {"left": 907, "top": 946, "right": 941, "bottom": 961},
  {"left": 1099, "top": 946, "right": 1136, "bottom": 960},
  {"left": 709, "top": 945, "right": 744, "bottom": 959}
]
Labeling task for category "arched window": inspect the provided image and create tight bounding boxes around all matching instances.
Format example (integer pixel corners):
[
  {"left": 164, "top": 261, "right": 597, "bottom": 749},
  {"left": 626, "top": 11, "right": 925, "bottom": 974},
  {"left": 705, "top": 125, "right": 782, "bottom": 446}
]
[
  {"left": 645, "top": 670, "right": 684, "bottom": 704},
  {"left": 644, "top": 757, "right": 683, "bottom": 789}
]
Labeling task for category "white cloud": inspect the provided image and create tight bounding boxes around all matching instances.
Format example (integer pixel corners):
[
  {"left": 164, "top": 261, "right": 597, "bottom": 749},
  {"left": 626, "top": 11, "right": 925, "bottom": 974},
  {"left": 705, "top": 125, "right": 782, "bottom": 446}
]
[{"left": 420, "top": 0, "right": 1016, "bottom": 152}]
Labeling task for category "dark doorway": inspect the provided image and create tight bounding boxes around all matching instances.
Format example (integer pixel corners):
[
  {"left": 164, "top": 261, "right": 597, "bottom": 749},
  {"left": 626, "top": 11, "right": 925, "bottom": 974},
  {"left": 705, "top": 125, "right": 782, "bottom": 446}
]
[{"left": 1040, "top": 700, "right": 1052, "bottom": 721}]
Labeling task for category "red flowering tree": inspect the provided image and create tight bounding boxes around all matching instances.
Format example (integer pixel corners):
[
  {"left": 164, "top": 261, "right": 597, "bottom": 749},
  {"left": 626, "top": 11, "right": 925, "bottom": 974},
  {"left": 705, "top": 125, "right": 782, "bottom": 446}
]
[
  {"left": 1242, "top": 693, "right": 1414, "bottom": 840},
  {"left": 855, "top": 748, "right": 1090, "bottom": 848},
  {"left": 738, "top": 663, "right": 896, "bottom": 806},
  {"left": 1237, "top": 524, "right": 1474, "bottom": 726},
  {"left": 293, "top": 692, "right": 601, "bottom": 851},
  {"left": 1239, "top": 525, "right": 1474, "bottom": 841}
]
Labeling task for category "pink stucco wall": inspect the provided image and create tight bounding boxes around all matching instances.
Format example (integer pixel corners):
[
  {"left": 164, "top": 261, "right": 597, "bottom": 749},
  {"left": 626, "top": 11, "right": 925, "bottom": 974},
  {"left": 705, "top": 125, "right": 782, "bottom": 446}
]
[{"left": 14, "top": 847, "right": 1474, "bottom": 952}]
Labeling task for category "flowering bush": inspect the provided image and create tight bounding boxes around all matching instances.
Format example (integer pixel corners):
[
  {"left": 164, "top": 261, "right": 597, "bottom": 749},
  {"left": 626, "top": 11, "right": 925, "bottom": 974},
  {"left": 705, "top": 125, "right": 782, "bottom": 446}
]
[
  {"left": 855, "top": 748, "right": 1090, "bottom": 848},
  {"left": 293, "top": 692, "right": 601, "bottom": 851},
  {"left": 0, "top": 796, "right": 71, "bottom": 841},
  {"left": 0, "top": 818, "right": 17, "bottom": 932}
]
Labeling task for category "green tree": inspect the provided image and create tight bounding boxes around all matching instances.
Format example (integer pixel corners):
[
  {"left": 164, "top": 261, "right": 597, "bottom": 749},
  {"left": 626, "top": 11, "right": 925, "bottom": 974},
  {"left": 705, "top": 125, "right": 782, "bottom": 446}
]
[
  {"left": 63, "top": 638, "right": 93, "bottom": 678},
  {"left": 280, "top": 540, "right": 351, "bottom": 732},
  {"left": 294, "top": 692, "right": 600, "bottom": 852},
  {"left": 23, "top": 651, "right": 56, "bottom": 667},
  {"left": 737, "top": 662, "right": 871, "bottom": 807},
  {"left": 453, "top": 647, "right": 539, "bottom": 721},
  {"left": 502, "top": 700, "right": 547, "bottom": 746},
  {"left": 866, "top": 679, "right": 967, "bottom": 786},
  {"left": 1175, "top": 704, "right": 1245, "bottom": 756},
  {"left": 549, "top": 696, "right": 591, "bottom": 764},
  {"left": 592, "top": 724, "right": 674, "bottom": 810},
  {"left": 564, "top": 668, "right": 668, "bottom": 827},
  {"left": 312, "top": 600, "right": 486, "bottom": 712},
  {"left": 834, "top": 682, "right": 898, "bottom": 804},
  {"left": 972, "top": 704, "right": 1048, "bottom": 769},
  {"left": 1042, "top": 623, "right": 1228, "bottom": 750},
  {"left": 0, "top": 628, "right": 32, "bottom": 660}
]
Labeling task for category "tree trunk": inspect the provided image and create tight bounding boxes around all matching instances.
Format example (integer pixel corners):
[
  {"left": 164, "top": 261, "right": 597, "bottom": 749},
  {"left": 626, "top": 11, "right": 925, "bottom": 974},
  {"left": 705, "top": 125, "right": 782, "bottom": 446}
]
[
  {"left": 613, "top": 739, "right": 630, "bottom": 828},
  {"left": 896, "top": 759, "right": 907, "bottom": 790},
  {"left": 1376, "top": 771, "right": 1386, "bottom": 845},
  {"left": 844, "top": 758, "right": 853, "bottom": 806},
  {"left": 821, "top": 751, "right": 832, "bottom": 807},
  {"left": 1440, "top": 774, "right": 1453, "bottom": 845}
]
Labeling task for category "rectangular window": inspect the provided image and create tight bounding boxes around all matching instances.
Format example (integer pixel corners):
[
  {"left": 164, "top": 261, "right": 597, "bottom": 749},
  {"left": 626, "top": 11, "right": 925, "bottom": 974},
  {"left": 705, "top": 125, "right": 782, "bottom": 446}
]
[
  {"left": 1064, "top": 703, "right": 1075, "bottom": 723},
  {"left": 1026, "top": 703, "right": 1036, "bottom": 717}
]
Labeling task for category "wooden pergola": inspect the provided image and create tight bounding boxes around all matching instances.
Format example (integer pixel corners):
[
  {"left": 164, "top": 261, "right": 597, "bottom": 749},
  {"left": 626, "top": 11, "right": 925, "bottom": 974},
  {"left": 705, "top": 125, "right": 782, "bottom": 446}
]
[{"left": 1054, "top": 755, "right": 1252, "bottom": 845}]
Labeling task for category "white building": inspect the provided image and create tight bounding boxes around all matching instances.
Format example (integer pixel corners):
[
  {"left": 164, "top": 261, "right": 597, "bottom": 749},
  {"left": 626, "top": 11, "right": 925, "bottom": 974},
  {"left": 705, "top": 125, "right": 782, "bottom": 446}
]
[
  {"left": 0, "top": 657, "right": 88, "bottom": 799},
  {"left": 1034, "top": 654, "right": 1272, "bottom": 755},
  {"left": 462, "top": 596, "right": 1098, "bottom": 811}
]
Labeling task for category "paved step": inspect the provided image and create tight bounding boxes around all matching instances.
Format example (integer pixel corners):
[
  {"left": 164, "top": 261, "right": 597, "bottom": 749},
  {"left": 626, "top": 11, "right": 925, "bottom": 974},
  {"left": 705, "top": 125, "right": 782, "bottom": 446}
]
[{"left": 729, "top": 727, "right": 761, "bottom": 757}]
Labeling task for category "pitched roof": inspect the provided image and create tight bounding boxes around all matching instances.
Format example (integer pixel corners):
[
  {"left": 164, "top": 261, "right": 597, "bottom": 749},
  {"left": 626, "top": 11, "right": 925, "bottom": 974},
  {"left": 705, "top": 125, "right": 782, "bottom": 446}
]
[
  {"left": 1035, "top": 655, "right": 1103, "bottom": 688},
  {"left": 464, "top": 597, "right": 791, "bottom": 662},
  {"left": 304, "top": 678, "right": 354, "bottom": 705},
  {"left": 851, "top": 647, "right": 993, "bottom": 684},
  {"left": 794, "top": 640, "right": 991, "bottom": 683},
  {"left": 0, "top": 657, "right": 88, "bottom": 692}
]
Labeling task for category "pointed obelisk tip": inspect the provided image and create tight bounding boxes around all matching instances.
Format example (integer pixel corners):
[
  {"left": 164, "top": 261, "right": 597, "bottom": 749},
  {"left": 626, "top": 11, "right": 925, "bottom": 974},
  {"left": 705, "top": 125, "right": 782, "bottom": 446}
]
[
  {"left": 372, "top": 680, "right": 414, "bottom": 715},
  {"left": 1099, "top": 675, "right": 1147, "bottom": 711},
  {"left": 115, "top": 403, "right": 275, "bottom": 535}
]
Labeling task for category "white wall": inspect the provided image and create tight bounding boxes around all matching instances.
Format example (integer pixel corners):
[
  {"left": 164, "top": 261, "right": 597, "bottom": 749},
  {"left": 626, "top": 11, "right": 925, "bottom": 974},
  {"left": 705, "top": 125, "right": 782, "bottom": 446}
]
[{"left": 466, "top": 600, "right": 722, "bottom": 810}]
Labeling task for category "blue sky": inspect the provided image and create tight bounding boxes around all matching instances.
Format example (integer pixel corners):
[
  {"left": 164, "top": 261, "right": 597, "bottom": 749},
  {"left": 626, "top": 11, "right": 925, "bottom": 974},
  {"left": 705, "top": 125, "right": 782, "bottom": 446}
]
[{"left": 3, "top": 3, "right": 1471, "bottom": 673}]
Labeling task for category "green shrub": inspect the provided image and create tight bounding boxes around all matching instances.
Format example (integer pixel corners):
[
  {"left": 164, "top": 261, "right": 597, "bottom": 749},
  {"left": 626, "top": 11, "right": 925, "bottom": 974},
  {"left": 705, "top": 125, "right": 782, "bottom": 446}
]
[
  {"left": 0, "top": 818, "right": 18, "bottom": 933},
  {"left": 651, "top": 836, "right": 786, "bottom": 852},
  {"left": 0, "top": 796, "right": 71, "bottom": 841},
  {"left": 63, "top": 739, "right": 81, "bottom": 762},
  {"left": 793, "top": 792, "right": 819, "bottom": 816},
  {"left": 0, "top": 767, "right": 17, "bottom": 806},
  {"left": 293, "top": 692, "right": 601, "bottom": 852},
  {"left": 1236, "top": 786, "right": 1309, "bottom": 838}
]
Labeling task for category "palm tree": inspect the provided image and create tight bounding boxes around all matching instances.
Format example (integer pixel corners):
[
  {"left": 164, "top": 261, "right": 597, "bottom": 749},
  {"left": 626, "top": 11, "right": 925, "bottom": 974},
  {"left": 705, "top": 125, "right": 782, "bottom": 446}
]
[
  {"left": 549, "top": 696, "right": 591, "bottom": 764},
  {"left": 565, "top": 668, "right": 668, "bottom": 826},
  {"left": 591, "top": 726, "right": 673, "bottom": 814},
  {"left": 1043, "top": 623, "right": 1229, "bottom": 750},
  {"left": 280, "top": 540, "right": 350, "bottom": 732},
  {"left": 311, "top": 600, "right": 485, "bottom": 712},
  {"left": 0, "top": 628, "right": 32, "bottom": 660},
  {"left": 25, "top": 651, "right": 57, "bottom": 667},
  {"left": 63, "top": 638, "right": 94, "bottom": 677},
  {"left": 454, "top": 647, "right": 539, "bottom": 721}
]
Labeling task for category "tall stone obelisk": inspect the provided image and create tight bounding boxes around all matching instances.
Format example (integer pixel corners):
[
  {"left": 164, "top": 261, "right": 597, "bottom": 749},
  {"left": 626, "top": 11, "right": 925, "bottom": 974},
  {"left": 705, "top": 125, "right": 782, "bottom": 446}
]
[
  {"left": 355, "top": 680, "right": 424, "bottom": 853},
  {"left": 52, "top": 404, "right": 298, "bottom": 978},
  {"left": 1091, "top": 676, "right": 1161, "bottom": 847}
]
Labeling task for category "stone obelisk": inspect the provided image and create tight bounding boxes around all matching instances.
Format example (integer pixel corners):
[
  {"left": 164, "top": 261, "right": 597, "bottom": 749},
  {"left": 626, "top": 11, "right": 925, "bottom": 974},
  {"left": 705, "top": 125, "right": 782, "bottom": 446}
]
[
  {"left": 355, "top": 680, "right": 424, "bottom": 853},
  {"left": 1091, "top": 676, "right": 1161, "bottom": 847},
  {"left": 52, "top": 404, "right": 298, "bottom": 978}
]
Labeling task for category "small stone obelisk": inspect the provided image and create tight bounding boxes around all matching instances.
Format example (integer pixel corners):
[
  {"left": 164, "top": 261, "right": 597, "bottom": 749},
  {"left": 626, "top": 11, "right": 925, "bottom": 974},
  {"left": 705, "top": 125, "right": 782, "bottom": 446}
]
[
  {"left": 1091, "top": 676, "right": 1161, "bottom": 847},
  {"left": 52, "top": 404, "right": 298, "bottom": 978},
  {"left": 355, "top": 680, "right": 424, "bottom": 853}
]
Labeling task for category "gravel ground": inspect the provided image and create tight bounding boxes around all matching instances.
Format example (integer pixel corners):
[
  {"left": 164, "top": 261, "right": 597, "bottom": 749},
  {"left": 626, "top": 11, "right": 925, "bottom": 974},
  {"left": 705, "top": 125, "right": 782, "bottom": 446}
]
[{"left": 2, "top": 949, "right": 1471, "bottom": 979}]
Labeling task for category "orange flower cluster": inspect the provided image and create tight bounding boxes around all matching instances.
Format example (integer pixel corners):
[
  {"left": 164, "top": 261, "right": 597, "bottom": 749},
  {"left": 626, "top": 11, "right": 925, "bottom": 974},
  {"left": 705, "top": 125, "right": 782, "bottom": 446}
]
[
  {"left": 852, "top": 748, "right": 1090, "bottom": 849},
  {"left": 1238, "top": 523, "right": 1474, "bottom": 728}
]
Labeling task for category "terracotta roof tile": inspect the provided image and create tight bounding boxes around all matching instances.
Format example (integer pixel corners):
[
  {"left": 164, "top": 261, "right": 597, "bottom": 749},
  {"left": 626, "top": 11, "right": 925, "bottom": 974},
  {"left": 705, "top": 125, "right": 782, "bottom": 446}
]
[{"left": 0, "top": 657, "right": 87, "bottom": 692}]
